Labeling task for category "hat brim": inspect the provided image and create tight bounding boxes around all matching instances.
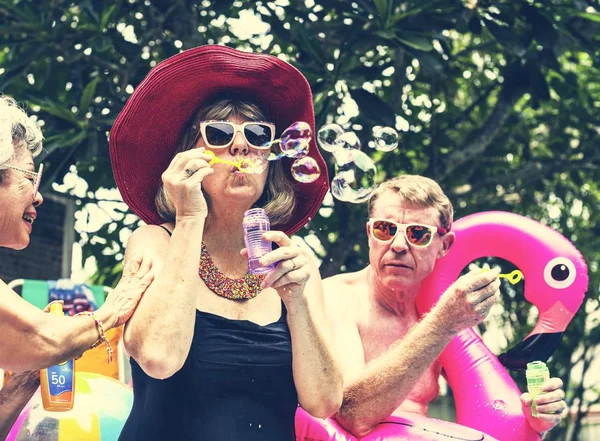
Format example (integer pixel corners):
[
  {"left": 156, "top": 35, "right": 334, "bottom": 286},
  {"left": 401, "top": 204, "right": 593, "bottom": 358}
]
[{"left": 110, "top": 45, "right": 328, "bottom": 235}]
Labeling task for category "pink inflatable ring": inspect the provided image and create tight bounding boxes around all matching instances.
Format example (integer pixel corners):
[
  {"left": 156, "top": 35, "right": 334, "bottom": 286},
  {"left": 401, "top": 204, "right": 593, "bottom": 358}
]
[{"left": 296, "top": 211, "right": 588, "bottom": 441}]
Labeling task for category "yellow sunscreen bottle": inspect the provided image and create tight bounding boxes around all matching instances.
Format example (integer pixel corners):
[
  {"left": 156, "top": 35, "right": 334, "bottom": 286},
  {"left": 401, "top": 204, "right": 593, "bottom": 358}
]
[
  {"left": 526, "top": 361, "right": 550, "bottom": 417},
  {"left": 40, "top": 303, "right": 75, "bottom": 411}
]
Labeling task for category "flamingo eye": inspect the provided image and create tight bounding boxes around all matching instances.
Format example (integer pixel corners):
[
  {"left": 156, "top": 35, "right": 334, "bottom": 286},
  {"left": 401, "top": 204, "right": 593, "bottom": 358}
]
[{"left": 544, "top": 257, "right": 576, "bottom": 289}]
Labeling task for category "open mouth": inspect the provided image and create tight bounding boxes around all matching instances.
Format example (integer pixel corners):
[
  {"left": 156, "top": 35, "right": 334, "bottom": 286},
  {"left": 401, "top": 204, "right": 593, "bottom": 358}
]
[{"left": 22, "top": 214, "right": 35, "bottom": 225}]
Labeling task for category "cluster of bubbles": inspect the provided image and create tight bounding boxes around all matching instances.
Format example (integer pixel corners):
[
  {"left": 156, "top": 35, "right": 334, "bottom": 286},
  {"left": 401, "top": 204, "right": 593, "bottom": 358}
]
[
  {"left": 238, "top": 120, "right": 400, "bottom": 196},
  {"left": 267, "top": 121, "right": 321, "bottom": 183},
  {"left": 317, "top": 123, "right": 399, "bottom": 203}
]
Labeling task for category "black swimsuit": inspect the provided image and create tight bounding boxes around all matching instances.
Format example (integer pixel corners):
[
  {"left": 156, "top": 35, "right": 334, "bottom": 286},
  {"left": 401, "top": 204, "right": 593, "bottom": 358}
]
[{"left": 118, "top": 227, "right": 298, "bottom": 441}]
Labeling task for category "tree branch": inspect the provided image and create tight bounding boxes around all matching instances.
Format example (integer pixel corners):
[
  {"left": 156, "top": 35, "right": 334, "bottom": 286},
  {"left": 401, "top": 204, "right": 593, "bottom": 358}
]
[{"left": 439, "top": 82, "right": 524, "bottom": 180}]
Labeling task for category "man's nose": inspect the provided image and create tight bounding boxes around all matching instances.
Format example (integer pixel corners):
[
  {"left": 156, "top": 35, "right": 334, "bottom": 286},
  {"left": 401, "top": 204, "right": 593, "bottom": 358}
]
[
  {"left": 390, "top": 230, "right": 409, "bottom": 252},
  {"left": 229, "top": 130, "right": 249, "bottom": 155}
]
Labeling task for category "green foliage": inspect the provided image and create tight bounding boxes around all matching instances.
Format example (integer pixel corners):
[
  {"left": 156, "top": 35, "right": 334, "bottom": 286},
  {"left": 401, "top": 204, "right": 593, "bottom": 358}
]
[{"left": 1, "top": 1, "right": 599, "bottom": 439}]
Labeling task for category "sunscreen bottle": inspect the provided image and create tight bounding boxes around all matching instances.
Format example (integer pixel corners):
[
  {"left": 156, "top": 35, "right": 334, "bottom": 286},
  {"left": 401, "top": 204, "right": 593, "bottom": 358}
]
[
  {"left": 526, "top": 361, "right": 550, "bottom": 417},
  {"left": 40, "top": 303, "right": 75, "bottom": 411}
]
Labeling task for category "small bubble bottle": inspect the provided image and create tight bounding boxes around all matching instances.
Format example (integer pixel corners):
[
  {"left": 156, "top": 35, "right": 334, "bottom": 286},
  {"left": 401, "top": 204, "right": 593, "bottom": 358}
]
[{"left": 243, "top": 208, "right": 275, "bottom": 275}]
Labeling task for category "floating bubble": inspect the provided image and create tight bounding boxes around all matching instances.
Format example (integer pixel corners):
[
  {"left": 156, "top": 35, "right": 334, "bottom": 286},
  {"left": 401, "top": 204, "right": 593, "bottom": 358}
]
[
  {"left": 280, "top": 121, "right": 312, "bottom": 158},
  {"left": 373, "top": 126, "right": 399, "bottom": 152},
  {"left": 334, "top": 131, "right": 361, "bottom": 151},
  {"left": 331, "top": 132, "right": 362, "bottom": 164},
  {"left": 317, "top": 124, "right": 344, "bottom": 152},
  {"left": 331, "top": 150, "right": 376, "bottom": 203},
  {"left": 291, "top": 157, "right": 321, "bottom": 183},
  {"left": 282, "top": 138, "right": 310, "bottom": 158}
]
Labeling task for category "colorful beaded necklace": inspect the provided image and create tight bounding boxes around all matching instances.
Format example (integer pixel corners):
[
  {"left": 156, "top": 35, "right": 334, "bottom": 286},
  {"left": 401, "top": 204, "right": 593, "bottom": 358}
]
[{"left": 198, "top": 242, "right": 265, "bottom": 300}]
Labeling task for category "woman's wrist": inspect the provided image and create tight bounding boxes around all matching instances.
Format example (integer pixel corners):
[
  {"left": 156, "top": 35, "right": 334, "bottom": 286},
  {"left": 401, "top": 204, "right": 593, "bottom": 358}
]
[{"left": 94, "top": 305, "right": 117, "bottom": 331}]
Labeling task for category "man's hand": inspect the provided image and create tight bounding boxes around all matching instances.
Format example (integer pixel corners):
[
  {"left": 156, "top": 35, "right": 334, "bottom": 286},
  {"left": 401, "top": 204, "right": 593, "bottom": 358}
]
[
  {"left": 434, "top": 269, "right": 501, "bottom": 333},
  {"left": 521, "top": 377, "right": 568, "bottom": 434}
]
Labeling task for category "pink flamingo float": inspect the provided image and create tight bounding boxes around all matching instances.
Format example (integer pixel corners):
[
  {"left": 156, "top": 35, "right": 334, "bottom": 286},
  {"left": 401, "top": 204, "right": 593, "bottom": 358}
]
[{"left": 296, "top": 211, "right": 589, "bottom": 441}]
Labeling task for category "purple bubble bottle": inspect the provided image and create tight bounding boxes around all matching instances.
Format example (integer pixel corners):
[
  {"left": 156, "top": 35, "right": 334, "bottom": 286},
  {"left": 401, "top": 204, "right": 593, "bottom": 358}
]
[{"left": 243, "top": 208, "right": 275, "bottom": 275}]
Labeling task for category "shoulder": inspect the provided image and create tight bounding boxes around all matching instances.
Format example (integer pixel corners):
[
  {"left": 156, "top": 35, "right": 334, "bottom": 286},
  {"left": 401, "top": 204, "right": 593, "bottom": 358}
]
[
  {"left": 126, "top": 223, "right": 173, "bottom": 255},
  {"left": 323, "top": 269, "right": 365, "bottom": 296},
  {"left": 322, "top": 269, "right": 367, "bottom": 320}
]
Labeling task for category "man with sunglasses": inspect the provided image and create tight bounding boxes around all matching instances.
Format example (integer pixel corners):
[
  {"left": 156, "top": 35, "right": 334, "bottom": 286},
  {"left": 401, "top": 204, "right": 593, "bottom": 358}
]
[{"left": 321, "top": 175, "right": 567, "bottom": 438}]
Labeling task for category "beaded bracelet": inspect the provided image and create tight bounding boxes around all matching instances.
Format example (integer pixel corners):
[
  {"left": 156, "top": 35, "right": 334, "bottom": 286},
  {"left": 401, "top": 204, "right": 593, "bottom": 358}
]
[{"left": 76, "top": 311, "right": 113, "bottom": 364}]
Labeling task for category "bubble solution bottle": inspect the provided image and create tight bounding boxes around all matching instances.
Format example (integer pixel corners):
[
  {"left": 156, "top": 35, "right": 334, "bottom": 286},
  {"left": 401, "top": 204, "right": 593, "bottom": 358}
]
[
  {"left": 526, "top": 361, "right": 550, "bottom": 417},
  {"left": 243, "top": 208, "right": 275, "bottom": 275},
  {"left": 40, "top": 302, "right": 75, "bottom": 411}
]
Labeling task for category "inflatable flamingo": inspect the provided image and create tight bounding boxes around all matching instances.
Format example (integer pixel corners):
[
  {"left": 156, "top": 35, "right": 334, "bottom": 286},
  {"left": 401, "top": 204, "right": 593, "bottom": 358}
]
[{"left": 296, "top": 211, "right": 588, "bottom": 441}]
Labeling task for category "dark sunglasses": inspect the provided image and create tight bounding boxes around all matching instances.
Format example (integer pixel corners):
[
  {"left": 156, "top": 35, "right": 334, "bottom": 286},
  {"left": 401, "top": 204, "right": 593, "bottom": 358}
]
[
  {"left": 199, "top": 121, "right": 276, "bottom": 150},
  {"left": 7, "top": 163, "right": 44, "bottom": 199},
  {"left": 368, "top": 218, "right": 448, "bottom": 248}
]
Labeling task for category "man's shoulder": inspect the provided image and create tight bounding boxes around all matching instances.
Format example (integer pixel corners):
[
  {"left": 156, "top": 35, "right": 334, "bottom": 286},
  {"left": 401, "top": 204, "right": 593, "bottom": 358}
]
[{"left": 323, "top": 268, "right": 366, "bottom": 290}]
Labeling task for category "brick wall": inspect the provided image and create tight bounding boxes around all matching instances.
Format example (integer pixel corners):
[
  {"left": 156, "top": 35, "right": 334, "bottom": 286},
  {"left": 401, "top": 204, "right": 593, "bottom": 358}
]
[{"left": 0, "top": 192, "right": 75, "bottom": 283}]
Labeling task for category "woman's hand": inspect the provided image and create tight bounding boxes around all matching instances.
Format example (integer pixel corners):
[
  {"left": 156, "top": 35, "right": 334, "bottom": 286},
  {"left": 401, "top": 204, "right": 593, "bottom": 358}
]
[
  {"left": 521, "top": 377, "right": 568, "bottom": 434},
  {"left": 251, "top": 231, "right": 312, "bottom": 304},
  {"left": 3, "top": 370, "right": 40, "bottom": 394},
  {"left": 161, "top": 147, "right": 214, "bottom": 221},
  {"left": 100, "top": 255, "right": 155, "bottom": 329}
]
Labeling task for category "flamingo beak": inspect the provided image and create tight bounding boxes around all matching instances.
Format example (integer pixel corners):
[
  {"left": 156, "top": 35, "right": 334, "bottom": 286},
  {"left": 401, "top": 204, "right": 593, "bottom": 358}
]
[{"left": 498, "top": 332, "right": 564, "bottom": 370}]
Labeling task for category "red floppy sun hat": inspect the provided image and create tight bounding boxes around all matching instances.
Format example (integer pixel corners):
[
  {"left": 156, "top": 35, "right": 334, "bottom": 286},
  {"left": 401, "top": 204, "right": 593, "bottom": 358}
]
[{"left": 109, "top": 45, "right": 329, "bottom": 236}]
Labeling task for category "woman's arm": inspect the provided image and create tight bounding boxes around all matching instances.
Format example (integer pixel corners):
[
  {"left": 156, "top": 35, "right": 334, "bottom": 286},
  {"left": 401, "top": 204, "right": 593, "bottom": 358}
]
[
  {"left": 123, "top": 148, "right": 214, "bottom": 380},
  {"left": 122, "top": 220, "right": 205, "bottom": 380},
  {"left": 259, "top": 232, "right": 344, "bottom": 418},
  {"left": 0, "top": 371, "right": 39, "bottom": 439},
  {"left": 286, "top": 263, "right": 344, "bottom": 418},
  {"left": 0, "top": 256, "right": 153, "bottom": 371}
]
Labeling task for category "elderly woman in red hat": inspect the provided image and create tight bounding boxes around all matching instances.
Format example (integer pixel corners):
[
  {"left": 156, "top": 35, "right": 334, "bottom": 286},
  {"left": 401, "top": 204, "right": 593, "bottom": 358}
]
[
  {"left": 110, "top": 45, "right": 343, "bottom": 441},
  {"left": 0, "top": 95, "right": 153, "bottom": 439}
]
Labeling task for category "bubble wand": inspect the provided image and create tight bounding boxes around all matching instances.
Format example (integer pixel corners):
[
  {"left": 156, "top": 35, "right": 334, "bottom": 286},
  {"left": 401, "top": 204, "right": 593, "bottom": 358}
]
[{"left": 204, "top": 150, "right": 267, "bottom": 174}]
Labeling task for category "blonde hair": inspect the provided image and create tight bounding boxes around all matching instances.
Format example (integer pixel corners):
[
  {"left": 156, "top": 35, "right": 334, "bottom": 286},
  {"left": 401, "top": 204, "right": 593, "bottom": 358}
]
[
  {"left": 155, "top": 99, "right": 296, "bottom": 226},
  {"left": 367, "top": 175, "right": 454, "bottom": 230},
  {"left": 0, "top": 96, "right": 43, "bottom": 178}
]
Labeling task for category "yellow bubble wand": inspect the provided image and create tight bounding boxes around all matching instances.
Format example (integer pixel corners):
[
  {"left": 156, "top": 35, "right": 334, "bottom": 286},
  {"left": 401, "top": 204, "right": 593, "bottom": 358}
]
[
  {"left": 480, "top": 268, "right": 524, "bottom": 285},
  {"left": 204, "top": 150, "right": 268, "bottom": 174}
]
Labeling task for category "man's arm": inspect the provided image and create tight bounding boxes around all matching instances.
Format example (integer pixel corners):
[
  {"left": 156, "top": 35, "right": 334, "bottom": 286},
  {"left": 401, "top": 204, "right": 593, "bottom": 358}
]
[
  {"left": 0, "top": 371, "right": 39, "bottom": 439},
  {"left": 332, "top": 304, "right": 454, "bottom": 437},
  {"left": 326, "top": 270, "right": 500, "bottom": 437}
]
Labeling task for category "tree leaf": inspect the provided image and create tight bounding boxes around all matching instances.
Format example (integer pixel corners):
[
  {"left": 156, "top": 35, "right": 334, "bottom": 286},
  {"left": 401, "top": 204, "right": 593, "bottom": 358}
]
[
  {"left": 395, "top": 34, "right": 434, "bottom": 51},
  {"left": 80, "top": 77, "right": 100, "bottom": 114},
  {"left": 349, "top": 88, "right": 396, "bottom": 126}
]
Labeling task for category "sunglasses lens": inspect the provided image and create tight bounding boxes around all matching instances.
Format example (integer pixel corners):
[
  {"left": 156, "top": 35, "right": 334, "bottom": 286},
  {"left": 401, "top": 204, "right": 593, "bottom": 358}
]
[
  {"left": 205, "top": 123, "right": 234, "bottom": 147},
  {"left": 406, "top": 225, "right": 433, "bottom": 247},
  {"left": 372, "top": 220, "right": 397, "bottom": 241},
  {"left": 244, "top": 124, "right": 273, "bottom": 148}
]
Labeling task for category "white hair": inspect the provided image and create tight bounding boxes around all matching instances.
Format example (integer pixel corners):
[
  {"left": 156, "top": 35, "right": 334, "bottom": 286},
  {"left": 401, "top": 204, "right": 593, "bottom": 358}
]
[{"left": 0, "top": 95, "right": 43, "bottom": 169}]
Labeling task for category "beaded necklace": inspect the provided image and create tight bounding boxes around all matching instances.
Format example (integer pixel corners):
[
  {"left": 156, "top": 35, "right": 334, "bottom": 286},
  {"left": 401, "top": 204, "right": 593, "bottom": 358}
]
[{"left": 198, "top": 242, "right": 265, "bottom": 300}]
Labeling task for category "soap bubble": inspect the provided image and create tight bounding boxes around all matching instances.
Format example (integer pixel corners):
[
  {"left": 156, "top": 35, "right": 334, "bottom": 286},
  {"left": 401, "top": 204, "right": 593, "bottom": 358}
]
[
  {"left": 239, "top": 157, "right": 268, "bottom": 174},
  {"left": 280, "top": 121, "right": 312, "bottom": 158},
  {"left": 317, "top": 124, "right": 344, "bottom": 152},
  {"left": 373, "top": 126, "right": 399, "bottom": 152},
  {"left": 334, "top": 131, "right": 361, "bottom": 152},
  {"left": 331, "top": 150, "right": 376, "bottom": 203},
  {"left": 291, "top": 157, "right": 321, "bottom": 183},
  {"left": 331, "top": 132, "right": 362, "bottom": 164}
]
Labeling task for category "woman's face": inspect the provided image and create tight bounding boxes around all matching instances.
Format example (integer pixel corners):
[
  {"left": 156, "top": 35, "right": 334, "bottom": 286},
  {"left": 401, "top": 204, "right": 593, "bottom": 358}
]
[
  {"left": 0, "top": 150, "right": 44, "bottom": 250},
  {"left": 197, "top": 115, "right": 270, "bottom": 206}
]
